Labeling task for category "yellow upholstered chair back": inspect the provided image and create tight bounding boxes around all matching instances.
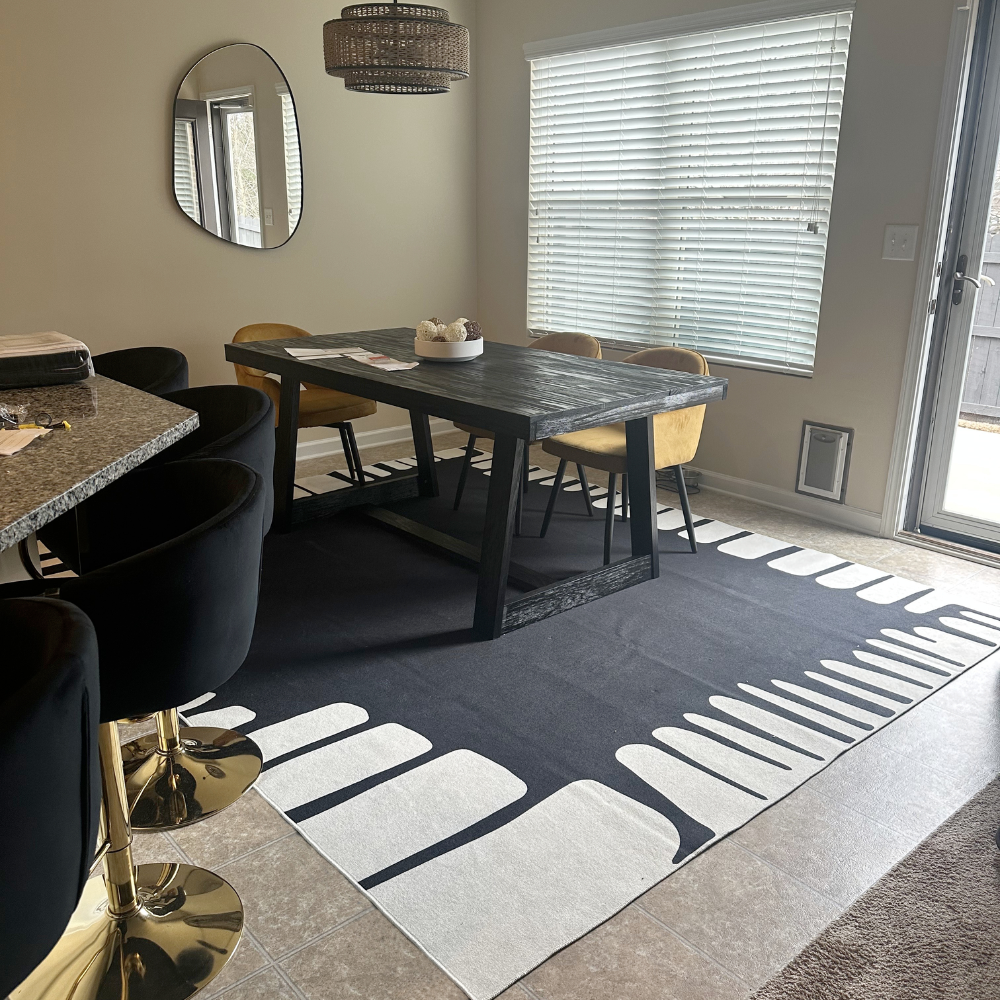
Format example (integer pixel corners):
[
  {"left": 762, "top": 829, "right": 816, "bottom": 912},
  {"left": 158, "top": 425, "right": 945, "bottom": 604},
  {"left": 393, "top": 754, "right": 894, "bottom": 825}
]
[
  {"left": 624, "top": 347, "right": 709, "bottom": 468},
  {"left": 232, "top": 323, "right": 312, "bottom": 382},
  {"left": 530, "top": 332, "right": 602, "bottom": 359},
  {"left": 622, "top": 346, "right": 709, "bottom": 377}
]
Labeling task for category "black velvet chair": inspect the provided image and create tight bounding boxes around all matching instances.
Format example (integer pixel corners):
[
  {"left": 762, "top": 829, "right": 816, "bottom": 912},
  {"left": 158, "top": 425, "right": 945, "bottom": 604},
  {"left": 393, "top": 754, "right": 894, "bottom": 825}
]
[
  {"left": 11, "top": 458, "right": 262, "bottom": 1000},
  {"left": 0, "top": 598, "right": 100, "bottom": 999},
  {"left": 156, "top": 384, "right": 275, "bottom": 534},
  {"left": 37, "top": 384, "right": 273, "bottom": 580},
  {"left": 60, "top": 458, "right": 268, "bottom": 832},
  {"left": 92, "top": 346, "right": 189, "bottom": 395}
]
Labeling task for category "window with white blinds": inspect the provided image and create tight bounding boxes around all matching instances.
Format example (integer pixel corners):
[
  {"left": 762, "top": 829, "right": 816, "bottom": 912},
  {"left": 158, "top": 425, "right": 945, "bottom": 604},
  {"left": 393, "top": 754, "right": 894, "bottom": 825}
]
[
  {"left": 280, "top": 91, "right": 302, "bottom": 233},
  {"left": 527, "top": 9, "right": 853, "bottom": 374},
  {"left": 173, "top": 119, "right": 201, "bottom": 225}
]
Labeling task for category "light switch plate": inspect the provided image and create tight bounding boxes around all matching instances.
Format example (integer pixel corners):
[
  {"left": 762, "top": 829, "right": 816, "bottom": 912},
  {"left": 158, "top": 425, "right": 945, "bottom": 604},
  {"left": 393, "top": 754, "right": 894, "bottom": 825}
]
[
  {"left": 883, "top": 224, "right": 919, "bottom": 261},
  {"left": 264, "top": 208, "right": 273, "bottom": 226}
]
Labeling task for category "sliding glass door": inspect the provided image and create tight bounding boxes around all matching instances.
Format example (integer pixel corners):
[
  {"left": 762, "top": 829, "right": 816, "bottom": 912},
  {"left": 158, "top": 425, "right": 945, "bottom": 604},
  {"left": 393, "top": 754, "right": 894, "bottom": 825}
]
[{"left": 914, "top": 0, "right": 1000, "bottom": 552}]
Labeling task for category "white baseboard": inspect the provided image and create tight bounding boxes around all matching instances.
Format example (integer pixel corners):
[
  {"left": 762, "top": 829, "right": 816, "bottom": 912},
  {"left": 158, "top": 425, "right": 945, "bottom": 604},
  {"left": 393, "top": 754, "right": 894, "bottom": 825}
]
[
  {"left": 296, "top": 417, "right": 454, "bottom": 462},
  {"left": 295, "top": 429, "right": 884, "bottom": 537},
  {"left": 690, "top": 466, "right": 884, "bottom": 536}
]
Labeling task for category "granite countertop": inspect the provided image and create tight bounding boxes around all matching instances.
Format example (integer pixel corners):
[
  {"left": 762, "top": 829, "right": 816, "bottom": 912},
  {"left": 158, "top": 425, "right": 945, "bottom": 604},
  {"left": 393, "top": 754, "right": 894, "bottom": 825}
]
[{"left": 0, "top": 376, "right": 198, "bottom": 551}]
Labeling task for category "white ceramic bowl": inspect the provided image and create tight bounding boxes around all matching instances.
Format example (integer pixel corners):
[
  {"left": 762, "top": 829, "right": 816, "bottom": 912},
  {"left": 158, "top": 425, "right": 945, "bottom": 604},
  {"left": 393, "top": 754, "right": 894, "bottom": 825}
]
[{"left": 413, "top": 337, "right": 484, "bottom": 362}]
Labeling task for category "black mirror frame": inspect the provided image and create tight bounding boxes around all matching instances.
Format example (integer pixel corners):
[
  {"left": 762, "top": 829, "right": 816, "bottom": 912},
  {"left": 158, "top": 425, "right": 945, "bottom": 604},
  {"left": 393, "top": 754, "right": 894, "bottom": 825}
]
[{"left": 171, "top": 42, "right": 303, "bottom": 250}]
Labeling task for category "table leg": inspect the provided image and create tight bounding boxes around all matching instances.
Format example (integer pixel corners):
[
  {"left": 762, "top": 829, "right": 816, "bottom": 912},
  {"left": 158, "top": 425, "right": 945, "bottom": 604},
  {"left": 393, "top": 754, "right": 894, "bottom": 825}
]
[
  {"left": 274, "top": 376, "right": 301, "bottom": 532},
  {"left": 409, "top": 410, "right": 439, "bottom": 498},
  {"left": 625, "top": 415, "right": 659, "bottom": 579},
  {"left": 473, "top": 434, "right": 523, "bottom": 639}
]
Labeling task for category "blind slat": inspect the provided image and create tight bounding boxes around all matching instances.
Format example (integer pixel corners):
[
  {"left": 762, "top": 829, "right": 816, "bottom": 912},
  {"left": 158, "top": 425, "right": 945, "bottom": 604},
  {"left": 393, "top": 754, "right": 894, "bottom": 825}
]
[
  {"left": 527, "top": 10, "right": 852, "bottom": 372},
  {"left": 173, "top": 120, "right": 201, "bottom": 225},
  {"left": 280, "top": 93, "right": 302, "bottom": 233}
]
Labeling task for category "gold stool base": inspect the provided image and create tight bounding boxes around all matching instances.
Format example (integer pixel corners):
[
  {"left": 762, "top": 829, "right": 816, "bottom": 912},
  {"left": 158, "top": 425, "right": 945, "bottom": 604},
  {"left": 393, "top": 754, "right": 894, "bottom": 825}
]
[
  {"left": 11, "top": 862, "right": 243, "bottom": 1000},
  {"left": 122, "top": 727, "right": 263, "bottom": 831}
]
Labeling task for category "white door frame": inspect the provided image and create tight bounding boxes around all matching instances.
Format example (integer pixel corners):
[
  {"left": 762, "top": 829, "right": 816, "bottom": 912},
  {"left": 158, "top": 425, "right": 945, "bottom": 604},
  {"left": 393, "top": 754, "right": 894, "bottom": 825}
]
[
  {"left": 919, "top": 44, "right": 1000, "bottom": 548},
  {"left": 881, "top": 2, "right": 978, "bottom": 538}
]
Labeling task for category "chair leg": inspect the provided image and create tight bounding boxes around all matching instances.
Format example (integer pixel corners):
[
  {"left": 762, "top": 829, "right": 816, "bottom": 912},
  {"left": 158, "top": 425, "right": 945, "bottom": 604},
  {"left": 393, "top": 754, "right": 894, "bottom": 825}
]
[
  {"left": 576, "top": 464, "right": 594, "bottom": 516},
  {"left": 523, "top": 443, "right": 530, "bottom": 494},
  {"left": 13, "top": 722, "right": 246, "bottom": 998},
  {"left": 620, "top": 474, "right": 629, "bottom": 522},
  {"left": 454, "top": 434, "right": 477, "bottom": 510},
  {"left": 674, "top": 464, "right": 697, "bottom": 553},
  {"left": 338, "top": 425, "right": 357, "bottom": 481},
  {"left": 345, "top": 422, "right": 365, "bottom": 483},
  {"left": 540, "top": 459, "right": 566, "bottom": 537},
  {"left": 604, "top": 473, "right": 617, "bottom": 565},
  {"left": 122, "top": 707, "right": 263, "bottom": 831}
]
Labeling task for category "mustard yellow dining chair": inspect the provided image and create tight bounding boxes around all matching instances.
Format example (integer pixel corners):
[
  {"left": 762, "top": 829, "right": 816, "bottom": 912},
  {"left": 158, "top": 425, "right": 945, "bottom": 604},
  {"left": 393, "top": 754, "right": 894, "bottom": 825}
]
[
  {"left": 540, "top": 347, "right": 709, "bottom": 563},
  {"left": 452, "top": 332, "right": 603, "bottom": 521},
  {"left": 232, "top": 323, "right": 377, "bottom": 481}
]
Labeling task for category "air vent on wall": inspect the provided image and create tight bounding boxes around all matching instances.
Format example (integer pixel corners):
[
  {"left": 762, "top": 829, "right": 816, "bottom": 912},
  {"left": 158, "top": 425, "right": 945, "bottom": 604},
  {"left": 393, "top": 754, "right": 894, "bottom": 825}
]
[{"left": 796, "top": 422, "right": 853, "bottom": 504}]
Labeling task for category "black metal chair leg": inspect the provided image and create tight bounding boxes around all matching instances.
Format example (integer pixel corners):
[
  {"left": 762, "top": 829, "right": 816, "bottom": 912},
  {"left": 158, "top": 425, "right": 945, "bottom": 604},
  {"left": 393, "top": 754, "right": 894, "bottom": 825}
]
[
  {"left": 346, "top": 422, "right": 365, "bottom": 483},
  {"left": 620, "top": 474, "right": 628, "bottom": 522},
  {"left": 454, "top": 434, "right": 477, "bottom": 510},
  {"left": 540, "top": 459, "right": 566, "bottom": 538},
  {"left": 523, "top": 443, "right": 530, "bottom": 494},
  {"left": 674, "top": 464, "right": 697, "bottom": 552},
  {"left": 338, "top": 425, "right": 357, "bottom": 481},
  {"left": 576, "top": 465, "right": 594, "bottom": 517},
  {"left": 604, "top": 473, "right": 617, "bottom": 565}
]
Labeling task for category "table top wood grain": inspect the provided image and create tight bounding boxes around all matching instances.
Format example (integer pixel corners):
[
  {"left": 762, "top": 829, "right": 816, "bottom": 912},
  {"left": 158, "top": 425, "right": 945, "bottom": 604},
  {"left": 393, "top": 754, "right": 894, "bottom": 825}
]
[
  {"left": 225, "top": 328, "right": 728, "bottom": 439},
  {"left": 0, "top": 376, "right": 197, "bottom": 551}
]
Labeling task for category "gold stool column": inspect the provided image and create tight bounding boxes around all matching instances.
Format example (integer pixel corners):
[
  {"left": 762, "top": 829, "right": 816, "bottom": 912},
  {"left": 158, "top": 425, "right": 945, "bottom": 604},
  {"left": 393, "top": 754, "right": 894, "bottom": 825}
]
[
  {"left": 12, "top": 722, "right": 244, "bottom": 1000},
  {"left": 122, "top": 707, "right": 263, "bottom": 831}
]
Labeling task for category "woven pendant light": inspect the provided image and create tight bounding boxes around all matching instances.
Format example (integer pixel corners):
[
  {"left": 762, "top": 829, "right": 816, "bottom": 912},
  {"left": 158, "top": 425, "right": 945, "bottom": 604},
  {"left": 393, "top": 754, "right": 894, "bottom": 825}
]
[{"left": 324, "top": 3, "right": 470, "bottom": 95}]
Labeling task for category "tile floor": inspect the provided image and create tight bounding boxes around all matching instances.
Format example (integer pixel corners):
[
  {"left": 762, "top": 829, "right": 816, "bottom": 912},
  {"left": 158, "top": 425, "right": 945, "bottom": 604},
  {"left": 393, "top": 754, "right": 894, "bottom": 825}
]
[{"left": 131, "top": 432, "right": 1000, "bottom": 1000}]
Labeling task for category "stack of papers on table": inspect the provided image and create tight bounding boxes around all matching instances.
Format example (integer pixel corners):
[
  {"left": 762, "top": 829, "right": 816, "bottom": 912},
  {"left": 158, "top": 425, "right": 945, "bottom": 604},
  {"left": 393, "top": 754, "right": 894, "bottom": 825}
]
[
  {"left": 284, "top": 346, "right": 418, "bottom": 371},
  {"left": 284, "top": 347, "right": 347, "bottom": 359}
]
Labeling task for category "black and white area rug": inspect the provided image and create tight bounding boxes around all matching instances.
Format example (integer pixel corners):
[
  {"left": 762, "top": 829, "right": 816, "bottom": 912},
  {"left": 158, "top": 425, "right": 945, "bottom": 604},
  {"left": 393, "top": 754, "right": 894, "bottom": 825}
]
[{"left": 182, "top": 450, "right": 1000, "bottom": 1000}]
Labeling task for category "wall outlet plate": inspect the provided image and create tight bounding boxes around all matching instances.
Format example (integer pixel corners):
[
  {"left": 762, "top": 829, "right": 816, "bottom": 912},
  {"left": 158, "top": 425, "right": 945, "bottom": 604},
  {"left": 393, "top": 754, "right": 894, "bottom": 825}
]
[
  {"left": 882, "top": 224, "right": 919, "bottom": 261},
  {"left": 264, "top": 208, "right": 274, "bottom": 227}
]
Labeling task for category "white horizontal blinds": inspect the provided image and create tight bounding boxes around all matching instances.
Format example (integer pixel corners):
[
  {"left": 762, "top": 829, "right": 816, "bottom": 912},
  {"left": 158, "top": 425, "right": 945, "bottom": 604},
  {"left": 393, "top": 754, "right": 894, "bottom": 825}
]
[
  {"left": 281, "top": 92, "right": 302, "bottom": 232},
  {"left": 528, "top": 11, "right": 852, "bottom": 373},
  {"left": 173, "top": 119, "right": 201, "bottom": 225}
]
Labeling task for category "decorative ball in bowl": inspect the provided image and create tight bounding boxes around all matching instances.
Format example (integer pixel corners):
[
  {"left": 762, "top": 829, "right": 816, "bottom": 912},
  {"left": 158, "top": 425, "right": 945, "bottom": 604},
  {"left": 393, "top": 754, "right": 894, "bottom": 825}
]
[{"left": 414, "top": 318, "right": 484, "bottom": 363}]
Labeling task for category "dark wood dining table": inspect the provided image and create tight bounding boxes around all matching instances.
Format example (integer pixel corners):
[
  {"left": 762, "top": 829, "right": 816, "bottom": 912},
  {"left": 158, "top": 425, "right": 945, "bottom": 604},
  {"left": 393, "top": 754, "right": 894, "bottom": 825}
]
[{"left": 225, "top": 328, "right": 727, "bottom": 639}]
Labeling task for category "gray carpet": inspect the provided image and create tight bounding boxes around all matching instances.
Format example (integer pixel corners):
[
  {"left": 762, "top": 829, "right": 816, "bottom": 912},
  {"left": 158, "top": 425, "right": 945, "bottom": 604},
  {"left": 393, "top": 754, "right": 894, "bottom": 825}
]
[{"left": 752, "top": 776, "right": 1000, "bottom": 999}]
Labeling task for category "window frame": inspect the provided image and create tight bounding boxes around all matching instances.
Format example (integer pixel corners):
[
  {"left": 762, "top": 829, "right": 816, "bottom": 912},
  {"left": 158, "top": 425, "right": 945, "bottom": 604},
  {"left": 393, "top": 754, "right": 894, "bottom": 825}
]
[{"left": 523, "top": 0, "right": 857, "bottom": 378}]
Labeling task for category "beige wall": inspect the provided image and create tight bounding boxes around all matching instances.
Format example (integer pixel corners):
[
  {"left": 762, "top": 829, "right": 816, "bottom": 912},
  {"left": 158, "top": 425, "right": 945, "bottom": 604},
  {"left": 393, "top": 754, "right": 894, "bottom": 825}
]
[
  {"left": 0, "top": 0, "right": 477, "bottom": 437},
  {"left": 476, "top": 0, "right": 954, "bottom": 514},
  {"left": 0, "top": 0, "right": 958, "bottom": 507}
]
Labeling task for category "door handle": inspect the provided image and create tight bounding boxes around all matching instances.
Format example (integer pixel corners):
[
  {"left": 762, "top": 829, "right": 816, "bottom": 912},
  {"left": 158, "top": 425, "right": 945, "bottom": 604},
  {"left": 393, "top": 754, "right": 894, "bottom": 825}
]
[
  {"left": 952, "top": 253, "right": 996, "bottom": 304},
  {"left": 953, "top": 271, "right": 994, "bottom": 289}
]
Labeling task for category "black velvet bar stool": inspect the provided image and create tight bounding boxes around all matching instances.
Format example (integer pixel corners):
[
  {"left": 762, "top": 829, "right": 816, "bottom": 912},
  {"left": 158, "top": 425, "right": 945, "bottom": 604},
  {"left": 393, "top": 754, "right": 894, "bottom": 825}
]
[
  {"left": 11, "top": 458, "right": 264, "bottom": 1000},
  {"left": 114, "top": 385, "right": 273, "bottom": 831},
  {"left": 156, "top": 384, "right": 275, "bottom": 532},
  {"left": 84, "top": 458, "right": 267, "bottom": 833},
  {"left": 1, "top": 598, "right": 100, "bottom": 999},
  {"left": 92, "top": 346, "right": 189, "bottom": 395},
  {"left": 38, "top": 385, "right": 273, "bottom": 830}
]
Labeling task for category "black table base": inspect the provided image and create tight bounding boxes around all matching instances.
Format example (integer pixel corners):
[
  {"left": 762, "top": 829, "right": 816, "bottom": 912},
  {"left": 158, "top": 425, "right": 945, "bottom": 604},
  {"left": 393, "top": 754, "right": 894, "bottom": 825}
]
[{"left": 272, "top": 393, "right": 660, "bottom": 639}]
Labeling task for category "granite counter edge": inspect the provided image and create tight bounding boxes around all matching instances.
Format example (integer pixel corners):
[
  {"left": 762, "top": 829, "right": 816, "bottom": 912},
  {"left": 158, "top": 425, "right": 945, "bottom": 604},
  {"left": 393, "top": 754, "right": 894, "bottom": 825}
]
[{"left": 0, "top": 412, "right": 199, "bottom": 552}]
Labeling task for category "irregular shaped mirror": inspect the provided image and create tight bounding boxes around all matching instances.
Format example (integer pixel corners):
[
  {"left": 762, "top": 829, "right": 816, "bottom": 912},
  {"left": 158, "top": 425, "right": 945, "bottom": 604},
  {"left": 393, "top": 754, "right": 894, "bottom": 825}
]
[{"left": 173, "top": 44, "right": 302, "bottom": 248}]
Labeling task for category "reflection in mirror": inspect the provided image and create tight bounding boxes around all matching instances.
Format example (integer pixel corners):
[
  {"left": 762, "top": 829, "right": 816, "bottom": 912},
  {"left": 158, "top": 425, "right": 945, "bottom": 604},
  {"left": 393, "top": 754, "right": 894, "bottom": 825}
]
[{"left": 173, "top": 44, "right": 302, "bottom": 248}]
